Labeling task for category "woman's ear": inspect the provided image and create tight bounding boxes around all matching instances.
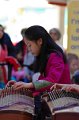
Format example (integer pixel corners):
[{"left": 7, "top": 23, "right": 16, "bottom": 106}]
[{"left": 37, "top": 38, "right": 42, "bottom": 45}]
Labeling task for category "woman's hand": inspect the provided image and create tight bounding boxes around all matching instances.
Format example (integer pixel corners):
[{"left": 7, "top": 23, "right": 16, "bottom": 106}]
[
  {"left": 6, "top": 80, "right": 16, "bottom": 87},
  {"left": 13, "top": 82, "right": 34, "bottom": 90},
  {"left": 50, "top": 83, "right": 64, "bottom": 91},
  {"left": 50, "top": 83, "right": 79, "bottom": 94},
  {"left": 13, "top": 81, "right": 26, "bottom": 90},
  {"left": 64, "top": 84, "right": 79, "bottom": 93}
]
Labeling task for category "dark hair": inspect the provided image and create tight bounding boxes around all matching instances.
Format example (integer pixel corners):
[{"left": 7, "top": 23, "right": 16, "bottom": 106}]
[
  {"left": 21, "top": 28, "right": 27, "bottom": 37},
  {"left": 15, "top": 40, "right": 25, "bottom": 58},
  {"left": 0, "top": 24, "right": 5, "bottom": 31},
  {"left": 24, "top": 25, "right": 67, "bottom": 74}
]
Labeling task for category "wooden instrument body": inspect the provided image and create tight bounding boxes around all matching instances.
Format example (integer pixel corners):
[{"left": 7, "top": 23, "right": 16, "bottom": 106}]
[
  {"left": 52, "top": 107, "right": 79, "bottom": 120},
  {"left": 0, "top": 88, "right": 34, "bottom": 120},
  {"left": 0, "top": 110, "right": 33, "bottom": 120},
  {"left": 42, "top": 90, "right": 79, "bottom": 120}
]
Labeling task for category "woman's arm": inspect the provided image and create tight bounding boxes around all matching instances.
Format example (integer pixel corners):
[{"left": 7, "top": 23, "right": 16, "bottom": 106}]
[
  {"left": 9, "top": 80, "right": 52, "bottom": 90},
  {"left": 32, "top": 80, "right": 52, "bottom": 90}
]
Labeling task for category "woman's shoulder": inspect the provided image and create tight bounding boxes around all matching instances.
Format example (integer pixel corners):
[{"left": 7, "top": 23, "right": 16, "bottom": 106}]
[
  {"left": 47, "top": 52, "right": 64, "bottom": 67},
  {"left": 49, "top": 52, "right": 63, "bottom": 60}
]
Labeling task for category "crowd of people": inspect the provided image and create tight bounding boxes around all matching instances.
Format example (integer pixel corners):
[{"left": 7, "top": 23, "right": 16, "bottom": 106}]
[{"left": 0, "top": 24, "right": 79, "bottom": 119}]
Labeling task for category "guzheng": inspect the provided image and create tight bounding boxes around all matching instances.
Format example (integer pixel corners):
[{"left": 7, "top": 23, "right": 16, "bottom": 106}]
[
  {"left": 42, "top": 89, "right": 79, "bottom": 113},
  {"left": 0, "top": 87, "right": 34, "bottom": 120}
]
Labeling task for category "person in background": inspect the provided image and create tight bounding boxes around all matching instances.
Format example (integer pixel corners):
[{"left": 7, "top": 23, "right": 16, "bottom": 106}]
[
  {"left": 11, "top": 44, "right": 32, "bottom": 83},
  {"left": 0, "top": 24, "right": 15, "bottom": 88},
  {"left": 0, "top": 24, "right": 15, "bottom": 57},
  {"left": 15, "top": 28, "right": 27, "bottom": 59},
  {"left": 50, "top": 83, "right": 79, "bottom": 94},
  {"left": 49, "top": 28, "right": 64, "bottom": 51},
  {"left": 21, "top": 28, "right": 35, "bottom": 79},
  {"left": 6, "top": 25, "right": 71, "bottom": 120},
  {"left": 0, "top": 31, "right": 8, "bottom": 88},
  {"left": 67, "top": 53, "right": 79, "bottom": 82},
  {"left": 0, "top": 24, "right": 16, "bottom": 81},
  {"left": 14, "top": 28, "right": 35, "bottom": 82},
  {"left": 49, "top": 28, "right": 61, "bottom": 42},
  {"left": 72, "top": 70, "right": 79, "bottom": 84}
]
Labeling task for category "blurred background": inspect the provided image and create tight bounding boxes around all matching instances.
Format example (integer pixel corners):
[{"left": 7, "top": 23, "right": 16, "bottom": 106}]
[{"left": 0, "top": 0, "right": 78, "bottom": 54}]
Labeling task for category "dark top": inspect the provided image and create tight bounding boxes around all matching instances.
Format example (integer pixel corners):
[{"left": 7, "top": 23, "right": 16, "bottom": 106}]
[{"left": 1, "top": 32, "right": 15, "bottom": 57}]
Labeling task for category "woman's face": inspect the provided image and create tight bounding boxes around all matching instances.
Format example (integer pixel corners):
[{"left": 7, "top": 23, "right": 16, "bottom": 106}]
[
  {"left": 24, "top": 38, "right": 42, "bottom": 56},
  {"left": 50, "top": 31, "right": 58, "bottom": 41},
  {"left": 0, "top": 27, "right": 4, "bottom": 39}
]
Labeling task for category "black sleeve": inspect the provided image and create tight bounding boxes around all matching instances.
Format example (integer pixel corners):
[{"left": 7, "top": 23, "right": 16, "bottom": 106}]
[{"left": 3, "top": 33, "right": 16, "bottom": 57}]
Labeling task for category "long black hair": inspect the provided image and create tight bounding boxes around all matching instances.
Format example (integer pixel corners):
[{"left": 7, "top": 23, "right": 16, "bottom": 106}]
[{"left": 24, "top": 25, "right": 67, "bottom": 74}]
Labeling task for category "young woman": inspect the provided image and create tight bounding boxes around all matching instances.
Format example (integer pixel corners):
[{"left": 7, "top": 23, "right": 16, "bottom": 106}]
[
  {"left": 7, "top": 25, "right": 71, "bottom": 91},
  {"left": 6, "top": 25, "right": 71, "bottom": 120}
]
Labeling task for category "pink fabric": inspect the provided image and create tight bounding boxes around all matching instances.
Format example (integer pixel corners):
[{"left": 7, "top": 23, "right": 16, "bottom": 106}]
[
  {"left": 12, "top": 68, "right": 26, "bottom": 80},
  {"left": 33, "top": 53, "right": 71, "bottom": 96},
  {"left": 39, "top": 53, "right": 71, "bottom": 84}
]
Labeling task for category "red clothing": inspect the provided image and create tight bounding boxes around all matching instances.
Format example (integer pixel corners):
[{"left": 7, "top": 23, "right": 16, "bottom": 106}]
[
  {"left": 0, "top": 45, "right": 8, "bottom": 84},
  {"left": 0, "top": 45, "right": 8, "bottom": 61}
]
